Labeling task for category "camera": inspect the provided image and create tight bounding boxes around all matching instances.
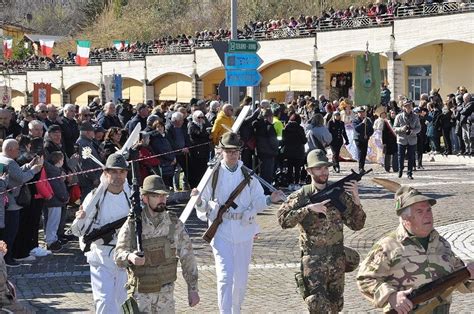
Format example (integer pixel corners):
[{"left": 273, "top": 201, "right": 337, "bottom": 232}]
[{"left": 405, "top": 125, "right": 411, "bottom": 135}]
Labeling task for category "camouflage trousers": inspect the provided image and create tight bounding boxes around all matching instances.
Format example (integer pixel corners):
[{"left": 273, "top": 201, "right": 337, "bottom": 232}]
[
  {"left": 134, "top": 283, "right": 175, "bottom": 314},
  {"left": 301, "top": 247, "right": 358, "bottom": 314}
]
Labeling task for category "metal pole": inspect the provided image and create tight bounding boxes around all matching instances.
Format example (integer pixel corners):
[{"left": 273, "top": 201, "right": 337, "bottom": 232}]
[{"left": 230, "top": 0, "right": 240, "bottom": 108}]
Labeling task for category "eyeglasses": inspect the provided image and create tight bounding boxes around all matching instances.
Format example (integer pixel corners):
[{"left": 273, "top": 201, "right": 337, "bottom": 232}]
[
  {"left": 198, "top": 116, "right": 205, "bottom": 119},
  {"left": 38, "top": 110, "right": 48, "bottom": 113},
  {"left": 224, "top": 149, "right": 240, "bottom": 155}
]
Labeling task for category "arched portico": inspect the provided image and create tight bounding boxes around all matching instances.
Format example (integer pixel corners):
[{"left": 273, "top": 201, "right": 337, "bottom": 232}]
[
  {"left": 67, "top": 82, "right": 100, "bottom": 106},
  {"left": 152, "top": 73, "right": 192, "bottom": 103},
  {"left": 122, "top": 78, "right": 144, "bottom": 104}
]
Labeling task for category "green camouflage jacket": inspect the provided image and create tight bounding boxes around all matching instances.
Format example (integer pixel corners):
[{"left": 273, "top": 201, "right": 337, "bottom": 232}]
[
  {"left": 357, "top": 224, "right": 473, "bottom": 311},
  {"left": 277, "top": 183, "right": 366, "bottom": 251},
  {"left": 114, "top": 208, "right": 199, "bottom": 292}
]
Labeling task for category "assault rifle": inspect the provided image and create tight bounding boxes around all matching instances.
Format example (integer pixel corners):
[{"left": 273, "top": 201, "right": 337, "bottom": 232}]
[
  {"left": 83, "top": 216, "right": 128, "bottom": 252},
  {"left": 386, "top": 267, "right": 470, "bottom": 314},
  {"left": 202, "top": 168, "right": 255, "bottom": 243},
  {"left": 129, "top": 156, "right": 144, "bottom": 256},
  {"left": 309, "top": 169, "right": 372, "bottom": 214}
]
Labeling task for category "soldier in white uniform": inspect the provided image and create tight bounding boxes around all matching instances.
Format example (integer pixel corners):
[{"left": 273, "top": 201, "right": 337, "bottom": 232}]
[
  {"left": 115, "top": 175, "right": 200, "bottom": 313},
  {"left": 193, "top": 132, "right": 285, "bottom": 314},
  {"left": 71, "top": 153, "right": 131, "bottom": 313}
]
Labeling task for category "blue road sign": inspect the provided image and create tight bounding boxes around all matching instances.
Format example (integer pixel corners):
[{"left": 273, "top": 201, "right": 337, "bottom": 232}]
[
  {"left": 225, "top": 53, "right": 263, "bottom": 70},
  {"left": 225, "top": 69, "right": 262, "bottom": 87}
]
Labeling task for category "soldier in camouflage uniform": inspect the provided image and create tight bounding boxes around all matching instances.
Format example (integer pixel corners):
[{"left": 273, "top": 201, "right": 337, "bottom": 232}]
[
  {"left": 278, "top": 149, "right": 366, "bottom": 313},
  {"left": 357, "top": 186, "right": 474, "bottom": 314},
  {"left": 115, "top": 175, "right": 200, "bottom": 313}
]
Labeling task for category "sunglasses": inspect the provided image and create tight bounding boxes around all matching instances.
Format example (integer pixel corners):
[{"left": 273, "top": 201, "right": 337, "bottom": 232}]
[
  {"left": 198, "top": 116, "right": 205, "bottom": 119},
  {"left": 38, "top": 110, "right": 49, "bottom": 113}
]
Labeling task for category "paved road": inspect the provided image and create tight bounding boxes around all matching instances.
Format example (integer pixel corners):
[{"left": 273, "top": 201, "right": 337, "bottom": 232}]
[{"left": 5, "top": 158, "right": 474, "bottom": 313}]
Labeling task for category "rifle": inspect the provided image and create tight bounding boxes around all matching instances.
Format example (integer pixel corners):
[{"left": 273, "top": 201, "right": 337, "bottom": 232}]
[
  {"left": 308, "top": 169, "right": 372, "bottom": 214},
  {"left": 129, "top": 157, "right": 144, "bottom": 256},
  {"left": 202, "top": 168, "right": 255, "bottom": 243},
  {"left": 83, "top": 216, "right": 128, "bottom": 252},
  {"left": 386, "top": 267, "right": 470, "bottom": 314}
]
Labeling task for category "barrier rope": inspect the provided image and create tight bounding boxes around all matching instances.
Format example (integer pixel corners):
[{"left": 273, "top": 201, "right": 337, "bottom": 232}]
[{"left": 1, "top": 141, "right": 213, "bottom": 195}]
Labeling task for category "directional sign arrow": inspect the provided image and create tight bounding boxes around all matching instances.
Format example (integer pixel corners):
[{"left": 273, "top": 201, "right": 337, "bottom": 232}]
[
  {"left": 225, "top": 69, "right": 262, "bottom": 87},
  {"left": 228, "top": 40, "right": 261, "bottom": 53},
  {"left": 225, "top": 53, "right": 263, "bottom": 70}
]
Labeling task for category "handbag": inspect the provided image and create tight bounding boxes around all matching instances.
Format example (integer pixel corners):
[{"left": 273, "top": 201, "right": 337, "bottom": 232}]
[{"left": 16, "top": 184, "right": 32, "bottom": 207}]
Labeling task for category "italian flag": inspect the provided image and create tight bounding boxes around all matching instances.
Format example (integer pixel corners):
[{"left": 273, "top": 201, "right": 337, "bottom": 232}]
[
  {"left": 3, "top": 38, "right": 13, "bottom": 60},
  {"left": 75, "top": 40, "right": 91, "bottom": 66},
  {"left": 40, "top": 39, "right": 54, "bottom": 58},
  {"left": 113, "top": 40, "right": 129, "bottom": 51}
]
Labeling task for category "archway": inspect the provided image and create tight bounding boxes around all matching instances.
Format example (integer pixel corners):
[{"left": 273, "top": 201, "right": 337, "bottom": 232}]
[
  {"left": 122, "top": 78, "right": 144, "bottom": 104},
  {"left": 201, "top": 68, "right": 225, "bottom": 100},
  {"left": 11, "top": 90, "right": 26, "bottom": 110},
  {"left": 51, "top": 87, "right": 61, "bottom": 106},
  {"left": 322, "top": 53, "right": 388, "bottom": 102},
  {"left": 152, "top": 73, "right": 192, "bottom": 103},
  {"left": 67, "top": 82, "right": 100, "bottom": 106},
  {"left": 260, "top": 60, "right": 311, "bottom": 103},
  {"left": 400, "top": 41, "right": 474, "bottom": 100}
]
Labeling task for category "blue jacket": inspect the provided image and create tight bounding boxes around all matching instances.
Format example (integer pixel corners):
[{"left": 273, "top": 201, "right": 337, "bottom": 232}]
[{"left": 352, "top": 117, "right": 374, "bottom": 142}]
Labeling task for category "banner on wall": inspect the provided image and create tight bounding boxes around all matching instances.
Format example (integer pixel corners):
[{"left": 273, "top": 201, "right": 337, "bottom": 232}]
[
  {"left": 104, "top": 74, "right": 123, "bottom": 104},
  {"left": 33, "top": 83, "right": 51, "bottom": 105},
  {"left": 0, "top": 86, "right": 12, "bottom": 107},
  {"left": 354, "top": 52, "right": 381, "bottom": 107}
]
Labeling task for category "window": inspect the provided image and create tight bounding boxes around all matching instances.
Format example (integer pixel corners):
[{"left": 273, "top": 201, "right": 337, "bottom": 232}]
[{"left": 408, "top": 65, "right": 431, "bottom": 103}]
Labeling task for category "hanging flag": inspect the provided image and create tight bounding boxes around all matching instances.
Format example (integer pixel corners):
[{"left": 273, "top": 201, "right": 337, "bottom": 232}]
[
  {"left": 33, "top": 83, "right": 52, "bottom": 105},
  {"left": 354, "top": 52, "right": 381, "bottom": 107},
  {"left": 39, "top": 39, "right": 55, "bottom": 58},
  {"left": 3, "top": 38, "right": 13, "bottom": 60},
  {"left": 113, "top": 40, "right": 129, "bottom": 51},
  {"left": 75, "top": 40, "right": 91, "bottom": 66}
]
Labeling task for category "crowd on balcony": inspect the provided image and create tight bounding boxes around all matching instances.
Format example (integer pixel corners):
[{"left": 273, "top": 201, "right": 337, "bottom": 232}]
[{"left": 0, "top": 0, "right": 470, "bottom": 72}]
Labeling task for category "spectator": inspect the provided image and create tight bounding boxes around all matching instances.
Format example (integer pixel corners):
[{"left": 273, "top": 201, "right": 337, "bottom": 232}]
[
  {"left": 460, "top": 93, "right": 473, "bottom": 155},
  {"left": 211, "top": 104, "right": 234, "bottom": 146},
  {"left": 102, "top": 127, "right": 123, "bottom": 161},
  {"left": 98, "top": 102, "right": 123, "bottom": 130},
  {"left": 0, "top": 109, "right": 11, "bottom": 140},
  {"left": 438, "top": 105, "right": 454, "bottom": 155},
  {"left": 77, "top": 106, "right": 93, "bottom": 126},
  {"left": 426, "top": 102, "right": 442, "bottom": 154},
  {"left": 282, "top": 113, "right": 307, "bottom": 190},
  {"left": 43, "top": 151, "right": 69, "bottom": 252},
  {"left": 0, "top": 139, "right": 42, "bottom": 266},
  {"left": 60, "top": 104, "right": 80, "bottom": 157},
  {"left": 45, "top": 104, "right": 60, "bottom": 128},
  {"left": 352, "top": 107, "right": 374, "bottom": 174},
  {"left": 88, "top": 97, "right": 101, "bottom": 116},
  {"left": 150, "top": 120, "right": 176, "bottom": 188},
  {"left": 328, "top": 111, "right": 349, "bottom": 173},
  {"left": 166, "top": 112, "right": 191, "bottom": 190},
  {"left": 206, "top": 100, "right": 220, "bottom": 126},
  {"left": 126, "top": 103, "right": 149, "bottom": 134},
  {"left": 34, "top": 103, "right": 49, "bottom": 132},
  {"left": 380, "top": 83, "right": 391, "bottom": 107},
  {"left": 28, "top": 120, "right": 44, "bottom": 139},
  {"left": 415, "top": 107, "right": 428, "bottom": 169},
  {"left": 187, "top": 110, "right": 211, "bottom": 188},
  {"left": 382, "top": 110, "right": 399, "bottom": 173},
  {"left": 306, "top": 113, "right": 333, "bottom": 152},
  {"left": 393, "top": 100, "right": 421, "bottom": 180},
  {"left": 117, "top": 100, "right": 134, "bottom": 127},
  {"left": 253, "top": 109, "right": 279, "bottom": 192},
  {"left": 76, "top": 122, "right": 103, "bottom": 201}
]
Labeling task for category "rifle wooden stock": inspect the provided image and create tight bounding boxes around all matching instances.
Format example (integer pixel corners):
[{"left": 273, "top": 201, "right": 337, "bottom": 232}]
[
  {"left": 386, "top": 267, "right": 470, "bottom": 314},
  {"left": 202, "top": 168, "right": 255, "bottom": 243}
]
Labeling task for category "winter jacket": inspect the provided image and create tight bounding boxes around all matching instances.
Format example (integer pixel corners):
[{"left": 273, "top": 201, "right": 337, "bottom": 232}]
[
  {"left": 44, "top": 162, "right": 69, "bottom": 208},
  {"left": 328, "top": 120, "right": 349, "bottom": 146},
  {"left": 188, "top": 122, "right": 211, "bottom": 160},
  {"left": 211, "top": 111, "right": 234, "bottom": 145},
  {"left": 98, "top": 114, "right": 123, "bottom": 130},
  {"left": 306, "top": 125, "right": 333, "bottom": 151},
  {"left": 353, "top": 117, "right": 375, "bottom": 143},
  {"left": 382, "top": 120, "right": 398, "bottom": 155},
  {"left": 253, "top": 118, "right": 279, "bottom": 158},
  {"left": 60, "top": 117, "right": 80, "bottom": 157},
  {"left": 0, "top": 154, "right": 36, "bottom": 211},
  {"left": 282, "top": 121, "right": 307, "bottom": 159},
  {"left": 393, "top": 111, "right": 421, "bottom": 145},
  {"left": 150, "top": 131, "right": 175, "bottom": 177}
]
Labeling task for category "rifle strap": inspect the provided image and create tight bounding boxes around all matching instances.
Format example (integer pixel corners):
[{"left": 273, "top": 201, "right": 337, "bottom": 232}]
[
  {"left": 211, "top": 164, "right": 251, "bottom": 200},
  {"left": 216, "top": 169, "right": 252, "bottom": 217}
]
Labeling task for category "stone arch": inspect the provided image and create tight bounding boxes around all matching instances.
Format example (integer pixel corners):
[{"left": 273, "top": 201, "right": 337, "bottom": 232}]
[
  {"left": 200, "top": 67, "right": 225, "bottom": 100},
  {"left": 121, "top": 77, "right": 144, "bottom": 104},
  {"left": 66, "top": 82, "right": 100, "bottom": 106},
  {"left": 260, "top": 59, "right": 312, "bottom": 102},
  {"left": 398, "top": 39, "right": 473, "bottom": 57},
  {"left": 152, "top": 73, "right": 192, "bottom": 103},
  {"left": 11, "top": 90, "right": 26, "bottom": 110}
]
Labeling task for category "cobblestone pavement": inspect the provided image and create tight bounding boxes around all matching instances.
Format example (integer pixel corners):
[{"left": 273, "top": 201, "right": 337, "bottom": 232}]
[{"left": 4, "top": 158, "right": 474, "bottom": 313}]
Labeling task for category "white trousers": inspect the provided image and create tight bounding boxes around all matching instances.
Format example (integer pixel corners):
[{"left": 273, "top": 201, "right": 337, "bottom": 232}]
[
  {"left": 212, "top": 236, "right": 254, "bottom": 314},
  {"left": 89, "top": 257, "right": 128, "bottom": 314}
]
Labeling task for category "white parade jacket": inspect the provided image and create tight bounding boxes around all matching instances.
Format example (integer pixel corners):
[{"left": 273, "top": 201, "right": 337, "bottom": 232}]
[{"left": 196, "top": 160, "right": 268, "bottom": 243}]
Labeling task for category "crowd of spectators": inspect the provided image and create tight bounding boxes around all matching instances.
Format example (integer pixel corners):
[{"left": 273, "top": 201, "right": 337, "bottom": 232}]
[
  {"left": 1, "top": 0, "right": 470, "bottom": 72},
  {"left": 0, "top": 83, "right": 471, "bottom": 270}
]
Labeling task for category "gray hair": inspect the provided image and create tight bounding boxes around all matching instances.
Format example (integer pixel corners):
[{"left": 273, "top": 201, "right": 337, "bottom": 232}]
[
  {"left": 209, "top": 100, "right": 220, "bottom": 111},
  {"left": 2, "top": 139, "right": 18, "bottom": 152},
  {"left": 260, "top": 99, "right": 270, "bottom": 108},
  {"left": 171, "top": 111, "right": 183, "bottom": 122},
  {"left": 64, "top": 103, "right": 76, "bottom": 112},
  {"left": 29, "top": 120, "right": 44, "bottom": 130},
  {"left": 104, "top": 102, "right": 114, "bottom": 110},
  {"left": 79, "top": 106, "right": 90, "bottom": 114},
  {"left": 399, "top": 206, "right": 412, "bottom": 221}
]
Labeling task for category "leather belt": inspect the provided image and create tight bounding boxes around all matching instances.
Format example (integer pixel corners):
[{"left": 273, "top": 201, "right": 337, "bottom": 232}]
[{"left": 222, "top": 212, "right": 243, "bottom": 220}]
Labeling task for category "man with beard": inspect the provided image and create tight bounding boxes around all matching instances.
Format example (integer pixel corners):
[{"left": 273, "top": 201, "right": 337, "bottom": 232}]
[
  {"left": 114, "top": 175, "right": 200, "bottom": 313},
  {"left": 277, "top": 149, "right": 366, "bottom": 313},
  {"left": 71, "top": 153, "right": 131, "bottom": 313}
]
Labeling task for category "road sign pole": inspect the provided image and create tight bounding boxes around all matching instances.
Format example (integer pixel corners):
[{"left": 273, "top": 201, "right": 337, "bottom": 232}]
[{"left": 230, "top": 0, "right": 240, "bottom": 107}]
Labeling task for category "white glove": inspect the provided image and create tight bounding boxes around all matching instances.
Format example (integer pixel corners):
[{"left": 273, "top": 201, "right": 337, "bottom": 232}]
[
  {"left": 207, "top": 200, "right": 220, "bottom": 221},
  {"left": 241, "top": 209, "right": 256, "bottom": 227}
]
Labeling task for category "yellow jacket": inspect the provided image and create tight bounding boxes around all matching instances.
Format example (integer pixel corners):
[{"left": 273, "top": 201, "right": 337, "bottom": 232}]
[{"left": 211, "top": 111, "right": 234, "bottom": 145}]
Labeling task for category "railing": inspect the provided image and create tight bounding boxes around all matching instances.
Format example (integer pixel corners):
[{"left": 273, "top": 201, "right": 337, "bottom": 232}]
[{"left": 1, "top": 1, "right": 472, "bottom": 73}]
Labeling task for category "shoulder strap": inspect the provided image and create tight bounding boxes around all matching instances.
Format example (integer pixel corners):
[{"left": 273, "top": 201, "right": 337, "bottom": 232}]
[
  {"left": 240, "top": 166, "right": 252, "bottom": 187},
  {"left": 168, "top": 211, "right": 178, "bottom": 242},
  {"left": 211, "top": 164, "right": 220, "bottom": 200}
]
